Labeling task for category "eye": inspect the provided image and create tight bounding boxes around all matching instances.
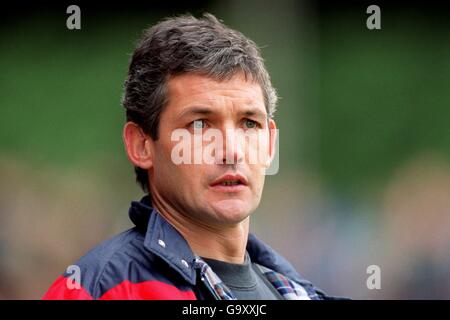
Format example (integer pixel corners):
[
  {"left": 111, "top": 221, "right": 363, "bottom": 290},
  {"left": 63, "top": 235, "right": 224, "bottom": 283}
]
[
  {"left": 190, "top": 119, "right": 207, "bottom": 129},
  {"left": 244, "top": 119, "right": 259, "bottom": 129}
]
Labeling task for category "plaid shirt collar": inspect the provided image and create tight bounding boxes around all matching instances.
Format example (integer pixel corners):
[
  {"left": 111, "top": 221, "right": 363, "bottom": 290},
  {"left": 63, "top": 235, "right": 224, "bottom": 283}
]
[{"left": 195, "top": 257, "right": 313, "bottom": 300}]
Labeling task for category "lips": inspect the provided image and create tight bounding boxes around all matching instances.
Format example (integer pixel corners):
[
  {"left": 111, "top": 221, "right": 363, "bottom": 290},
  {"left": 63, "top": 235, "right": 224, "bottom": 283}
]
[
  {"left": 210, "top": 173, "right": 248, "bottom": 193},
  {"left": 210, "top": 173, "right": 248, "bottom": 189}
]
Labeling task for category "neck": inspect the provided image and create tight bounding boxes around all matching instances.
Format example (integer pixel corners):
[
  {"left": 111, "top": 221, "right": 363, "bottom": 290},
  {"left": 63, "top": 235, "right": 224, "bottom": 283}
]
[{"left": 149, "top": 191, "right": 249, "bottom": 264}]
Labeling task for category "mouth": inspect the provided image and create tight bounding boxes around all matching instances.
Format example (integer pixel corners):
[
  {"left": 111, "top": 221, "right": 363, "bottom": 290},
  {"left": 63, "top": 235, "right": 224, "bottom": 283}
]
[
  {"left": 210, "top": 173, "right": 248, "bottom": 192},
  {"left": 217, "top": 180, "right": 242, "bottom": 186}
]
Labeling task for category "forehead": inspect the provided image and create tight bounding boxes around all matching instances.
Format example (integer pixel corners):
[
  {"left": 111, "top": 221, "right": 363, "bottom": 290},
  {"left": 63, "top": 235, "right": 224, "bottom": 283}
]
[{"left": 166, "top": 72, "right": 265, "bottom": 111}]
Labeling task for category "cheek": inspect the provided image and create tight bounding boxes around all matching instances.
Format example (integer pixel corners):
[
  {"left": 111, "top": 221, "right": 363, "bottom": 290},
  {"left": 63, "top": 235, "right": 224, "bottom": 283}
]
[
  {"left": 151, "top": 142, "right": 180, "bottom": 187},
  {"left": 252, "top": 170, "right": 265, "bottom": 191},
  {"left": 247, "top": 163, "right": 266, "bottom": 193},
  {"left": 244, "top": 131, "right": 271, "bottom": 167},
  {"left": 155, "top": 136, "right": 205, "bottom": 178}
]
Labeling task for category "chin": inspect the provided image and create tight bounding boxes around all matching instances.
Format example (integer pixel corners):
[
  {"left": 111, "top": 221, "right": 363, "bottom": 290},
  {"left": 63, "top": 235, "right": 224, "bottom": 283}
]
[{"left": 210, "top": 199, "right": 253, "bottom": 224}]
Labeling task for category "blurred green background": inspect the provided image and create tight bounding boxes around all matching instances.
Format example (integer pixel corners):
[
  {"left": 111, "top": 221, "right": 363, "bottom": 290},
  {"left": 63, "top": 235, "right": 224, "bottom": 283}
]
[{"left": 1, "top": 0, "right": 449, "bottom": 299}]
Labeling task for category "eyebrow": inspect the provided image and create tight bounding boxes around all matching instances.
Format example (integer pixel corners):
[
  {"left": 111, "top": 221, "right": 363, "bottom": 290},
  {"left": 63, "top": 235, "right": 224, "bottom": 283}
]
[
  {"left": 238, "top": 108, "right": 267, "bottom": 121},
  {"left": 176, "top": 106, "right": 267, "bottom": 121},
  {"left": 176, "top": 106, "right": 214, "bottom": 120}
]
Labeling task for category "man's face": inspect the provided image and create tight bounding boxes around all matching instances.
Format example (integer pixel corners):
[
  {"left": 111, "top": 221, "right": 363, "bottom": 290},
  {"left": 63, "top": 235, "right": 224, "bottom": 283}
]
[{"left": 148, "top": 72, "right": 276, "bottom": 226}]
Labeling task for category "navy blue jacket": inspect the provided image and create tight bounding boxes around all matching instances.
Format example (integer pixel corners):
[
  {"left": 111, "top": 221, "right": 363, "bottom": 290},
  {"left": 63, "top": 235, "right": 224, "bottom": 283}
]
[{"left": 43, "top": 196, "right": 333, "bottom": 300}]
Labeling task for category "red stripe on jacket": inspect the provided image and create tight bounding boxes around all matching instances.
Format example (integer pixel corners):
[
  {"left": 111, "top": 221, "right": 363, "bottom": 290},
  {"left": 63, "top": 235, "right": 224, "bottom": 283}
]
[
  {"left": 99, "top": 280, "right": 197, "bottom": 300},
  {"left": 42, "top": 276, "right": 93, "bottom": 300},
  {"left": 42, "top": 276, "right": 197, "bottom": 300}
]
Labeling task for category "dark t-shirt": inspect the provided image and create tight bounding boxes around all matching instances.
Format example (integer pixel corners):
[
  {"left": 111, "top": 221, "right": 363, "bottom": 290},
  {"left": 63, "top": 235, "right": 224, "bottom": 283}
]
[{"left": 201, "top": 252, "right": 283, "bottom": 300}]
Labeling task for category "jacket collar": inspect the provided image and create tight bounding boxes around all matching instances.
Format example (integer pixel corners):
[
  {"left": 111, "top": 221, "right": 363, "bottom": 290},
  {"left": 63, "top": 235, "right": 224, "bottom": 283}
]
[
  {"left": 129, "top": 196, "right": 197, "bottom": 285},
  {"left": 129, "top": 195, "right": 305, "bottom": 286}
]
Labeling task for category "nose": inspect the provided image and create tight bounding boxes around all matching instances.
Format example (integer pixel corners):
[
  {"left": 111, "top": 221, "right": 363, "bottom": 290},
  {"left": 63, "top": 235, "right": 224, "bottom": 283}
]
[{"left": 220, "top": 126, "right": 245, "bottom": 165}]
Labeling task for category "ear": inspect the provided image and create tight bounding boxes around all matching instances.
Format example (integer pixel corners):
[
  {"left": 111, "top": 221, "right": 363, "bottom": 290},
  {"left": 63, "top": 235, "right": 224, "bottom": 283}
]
[
  {"left": 266, "top": 119, "right": 277, "bottom": 168},
  {"left": 123, "top": 122, "right": 153, "bottom": 170}
]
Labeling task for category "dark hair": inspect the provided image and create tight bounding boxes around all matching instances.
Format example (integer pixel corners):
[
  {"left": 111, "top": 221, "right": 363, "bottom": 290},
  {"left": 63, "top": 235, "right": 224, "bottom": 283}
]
[{"left": 122, "top": 13, "right": 278, "bottom": 193}]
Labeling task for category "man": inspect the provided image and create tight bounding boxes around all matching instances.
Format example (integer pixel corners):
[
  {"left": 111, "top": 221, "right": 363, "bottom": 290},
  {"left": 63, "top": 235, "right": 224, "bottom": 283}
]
[{"left": 43, "top": 13, "right": 331, "bottom": 300}]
